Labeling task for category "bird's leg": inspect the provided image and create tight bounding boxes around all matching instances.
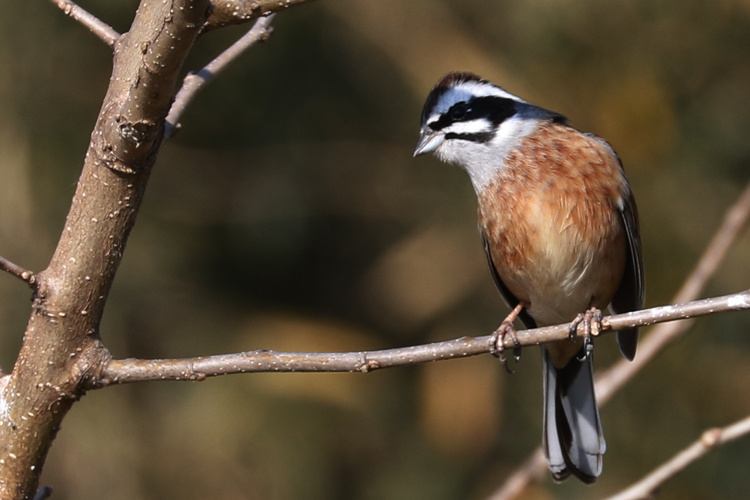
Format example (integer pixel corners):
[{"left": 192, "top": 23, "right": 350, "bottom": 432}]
[
  {"left": 569, "top": 307, "right": 603, "bottom": 361},
  {"left": 490, "top": 302, "right": 524, "bottom": 373}
]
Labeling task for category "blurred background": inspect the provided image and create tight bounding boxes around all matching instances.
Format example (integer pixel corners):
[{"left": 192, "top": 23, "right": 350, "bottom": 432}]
[{"left": 1, "top": 0, "right": 750, "bottom": 499}]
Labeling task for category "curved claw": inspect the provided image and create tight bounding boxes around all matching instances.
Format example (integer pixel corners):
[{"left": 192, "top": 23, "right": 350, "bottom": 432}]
[
  {"left": 490, "top": 303, "right": 525, "bottom": 373},
  {"left": 569, "top": 312, "right": 585, "bottom": 341},
  {"left": 490, "top": 321, "right": 520, "bottom": 373},
  {"left": 513, "top": 347, "right": 523, "bottom": 362},
  {"left": 571, "top": 307, "right": 604, "bottom": 361}
]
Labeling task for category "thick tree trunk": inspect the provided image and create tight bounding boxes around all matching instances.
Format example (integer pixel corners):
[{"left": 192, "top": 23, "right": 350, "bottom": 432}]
[{"left": 0, "top": 1, "right": 208, "bottom": 497}]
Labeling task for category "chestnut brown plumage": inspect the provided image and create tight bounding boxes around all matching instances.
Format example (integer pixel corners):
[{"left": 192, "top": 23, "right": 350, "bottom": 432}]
[{"left": 415, "top": 72, "right": 644, "bottom": 483}]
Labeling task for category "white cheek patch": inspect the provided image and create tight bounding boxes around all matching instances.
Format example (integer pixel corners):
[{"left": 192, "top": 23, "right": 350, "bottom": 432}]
[
  {"left": 437, "top": 115, "right": 540, "bottom": 193},
  {"left": 491, "top": 115, "right": 537, "bottom": 148}
]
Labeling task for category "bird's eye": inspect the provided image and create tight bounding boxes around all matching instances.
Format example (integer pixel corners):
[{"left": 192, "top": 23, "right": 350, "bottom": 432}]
[{"left": 450, "top": 102, "right": 468, "bottom": 120}]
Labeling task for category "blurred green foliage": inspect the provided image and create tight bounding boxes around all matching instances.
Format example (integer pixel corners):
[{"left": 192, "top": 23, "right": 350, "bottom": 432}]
[{"left": 1, "top": 0, "right": 749, "bottom": 499}]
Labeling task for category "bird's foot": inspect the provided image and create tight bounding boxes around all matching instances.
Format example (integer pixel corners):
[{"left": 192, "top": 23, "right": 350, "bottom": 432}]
[
  {"left": 569, "top": 307, "right": 603, "bottom": 361},
  {"left": 490, "top": 320, "right": 521, "bottom": 373}
]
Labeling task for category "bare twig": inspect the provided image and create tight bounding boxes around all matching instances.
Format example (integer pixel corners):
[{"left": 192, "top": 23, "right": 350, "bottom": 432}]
[
  {"left": 95, "top": 290, "right": 750, "bottom": 386},
  {"left": 488, "top": 454, "right": 547, "bottom": 500},
  {"left": 50, "top": 0, "right": 120, "bottom": 47},
  {"left": 487, "top": 178, "right": 750, "bottom": 500},
  {"left": 0, "top": 255, "right": 36, "bottom": 289},
  {"left": 603, "top": 414, "right": 750, "bottom": 500},
  {"left": 165, "top": 14, "right": 276, "bottom": 138},
  {"left": 488, "top": 450, "right": 546, "bottom": 500},
  {"left": 202, "top": 0, "right": 317, "bottom": 33}
]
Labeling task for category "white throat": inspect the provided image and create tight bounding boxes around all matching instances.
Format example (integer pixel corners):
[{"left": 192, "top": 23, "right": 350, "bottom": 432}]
[{"left": 436, "top": 115, "right": 540, "bottom": 194}]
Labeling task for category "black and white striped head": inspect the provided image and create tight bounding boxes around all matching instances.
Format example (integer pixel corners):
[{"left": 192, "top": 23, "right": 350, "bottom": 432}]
[{"left": 414, "top": 72, "right": 566, "bottom": 191}]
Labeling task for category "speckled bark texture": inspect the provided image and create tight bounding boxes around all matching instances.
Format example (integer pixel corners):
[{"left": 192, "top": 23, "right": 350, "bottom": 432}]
[{"left": 0, "top": 1, "right": 208, "bottom": 497}]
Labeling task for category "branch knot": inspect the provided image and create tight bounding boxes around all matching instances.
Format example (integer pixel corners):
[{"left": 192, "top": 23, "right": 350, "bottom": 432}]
[{"left": 700, "top": 428, "right": 722, "bottom": 448}]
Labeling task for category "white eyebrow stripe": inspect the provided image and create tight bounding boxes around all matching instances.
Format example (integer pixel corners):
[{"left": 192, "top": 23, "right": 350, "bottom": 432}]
[
  {"left": 445, "top": 119, "right": 493, "bottom": 135},
  {"left": 456, "top": 81, "right": 522, "bottom": 100},
  {"left": 433, "top": 83, "right": 525, "bottom": 116},
  {"left": 426, "top": 115, "right": 441, "bottom": 127}
]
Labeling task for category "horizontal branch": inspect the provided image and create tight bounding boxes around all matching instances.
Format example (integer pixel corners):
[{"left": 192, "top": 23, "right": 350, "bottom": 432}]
[
  {"left": 50, "top": 0, "right": 120, "bottom": 47},
  {"left": 94, "top": 289, "right": 750, "bottom": 386},
  {"left": 0, "top": 255, "right": 37, "bottom": 289},
  {"left": 603, "top": 414, "right": 750, "bottom": 500},
  {"left": 165, "top": 13, "right": 276, "bottom": 138}
]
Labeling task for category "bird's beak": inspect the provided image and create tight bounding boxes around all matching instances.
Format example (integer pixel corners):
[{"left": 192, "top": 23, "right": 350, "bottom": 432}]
[{"left": 413, "top": 131, "right": 445, "bottom": 157}]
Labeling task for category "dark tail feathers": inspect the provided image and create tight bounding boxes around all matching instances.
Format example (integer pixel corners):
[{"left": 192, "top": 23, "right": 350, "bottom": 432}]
[{"left": 542, "top": 346, "right": 606, "bottom": 484}]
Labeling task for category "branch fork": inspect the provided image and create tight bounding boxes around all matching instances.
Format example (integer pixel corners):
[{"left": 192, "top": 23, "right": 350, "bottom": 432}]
[{"left": 22, "top": 2, "right": 750, "bottom": 500}]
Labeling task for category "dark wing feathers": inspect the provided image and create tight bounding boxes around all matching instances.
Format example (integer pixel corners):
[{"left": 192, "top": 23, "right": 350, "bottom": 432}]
[
  {"left": 590, "top": 136, "right": 645, "bottom": 361},
  {"left": 611, "top": 189, "right": 645, "bottom": 361}
]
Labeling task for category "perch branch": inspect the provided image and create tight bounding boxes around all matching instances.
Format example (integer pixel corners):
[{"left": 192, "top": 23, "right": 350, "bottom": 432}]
[
  {"left": 603, "top": 414, "right": 750, "bottom": 500},
  {"left": 95, "top": 290, "right": 750, "bottom": 386},
  {"left": 50, "top": 0, "right": 120, "bottom": 47},
  {"left": 487, "top": 177, "right": 750, "bottom": 500},
  {"left": 0, "top": 255, "right": 36, "bottom": 289},
  {"left": 165, "top": 13, "right": 276, "bottom": 138}
]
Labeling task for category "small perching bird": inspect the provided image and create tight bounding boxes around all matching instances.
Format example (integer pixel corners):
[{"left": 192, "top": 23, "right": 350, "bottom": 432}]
[{"left": 414, "top": 72, "right": 644, "bottom": 483}]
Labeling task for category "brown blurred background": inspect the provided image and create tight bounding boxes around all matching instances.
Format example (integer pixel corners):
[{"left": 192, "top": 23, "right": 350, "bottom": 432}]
[{"left": 1, "top": 0, "right": 750, "bottom": 499}]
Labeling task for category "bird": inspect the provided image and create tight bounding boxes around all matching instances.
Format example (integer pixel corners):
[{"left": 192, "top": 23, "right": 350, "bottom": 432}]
[{"left": 413, "top": 72, "right": 644, "bottom": 484}]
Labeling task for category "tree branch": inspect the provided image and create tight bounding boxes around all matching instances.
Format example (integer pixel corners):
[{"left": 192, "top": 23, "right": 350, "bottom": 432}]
[
  {"left": 165, "top": 13, "right": 276, "bottom": 139},
  {"left": 0, "top": 1, "right": 211, "bottom": 497},
  {"left": 93, "top": 290, "right": 750, "bottom": 386},
  {"left": 202, "top": 0, "right": 317, "bottom": 33},
  {"left": 0, "top": 255, "right": 36, "bottom": 289},
  {"left": 603, "top": 414, "right": 750, "bottom": 500},
  {"left": 487, "top": 177, "right": 750, "bottom": 500},
  {"left": 50, "top": 0, "right": 120, "bottom": 47}
]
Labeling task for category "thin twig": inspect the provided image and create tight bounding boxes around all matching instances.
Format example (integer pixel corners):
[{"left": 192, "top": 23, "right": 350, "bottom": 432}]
[
  {"left": 488, "top": 450, "right": 546, "bottom": 500},
  {"left": 0, "top": 255, "right": 37, "bottom": 289},
  {"left": 603, "top": 414, "right": 750, "bottom": 500},
  {"left": 165, "top": 14, "right": 276, "bottom": 138},
  {"left": 50, "top": 0, "right": 120, "bottom": 47},
  {"left": 487, "top": 178, "right": 750, "bottom": 500},
  {"left": 95, "top": 290, "right": 750, "bottom": 386}
]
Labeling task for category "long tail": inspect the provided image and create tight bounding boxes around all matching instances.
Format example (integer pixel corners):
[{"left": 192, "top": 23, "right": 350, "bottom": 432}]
[{"left": 542, "top": 346, "right": 606, "bottom": 484}]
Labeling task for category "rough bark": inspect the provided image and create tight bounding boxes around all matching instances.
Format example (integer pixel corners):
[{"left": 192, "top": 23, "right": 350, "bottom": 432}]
[
  {"left": 202, "top": 0, "right": 317, "bottom": 33},
  {"left": 0, "top": 1, "right": 209, "bottom": 497}
]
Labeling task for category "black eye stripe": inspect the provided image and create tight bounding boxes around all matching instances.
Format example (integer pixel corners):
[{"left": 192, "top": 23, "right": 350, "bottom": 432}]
[
  {"left": 429, "top": 96, "right": 517, "bottom": 131},
  {"left": 445, "top": 131, "right": 495, "bottom": 143},
  {"left": 450, "top": 102, "right": 468, "bottom": 119}
]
